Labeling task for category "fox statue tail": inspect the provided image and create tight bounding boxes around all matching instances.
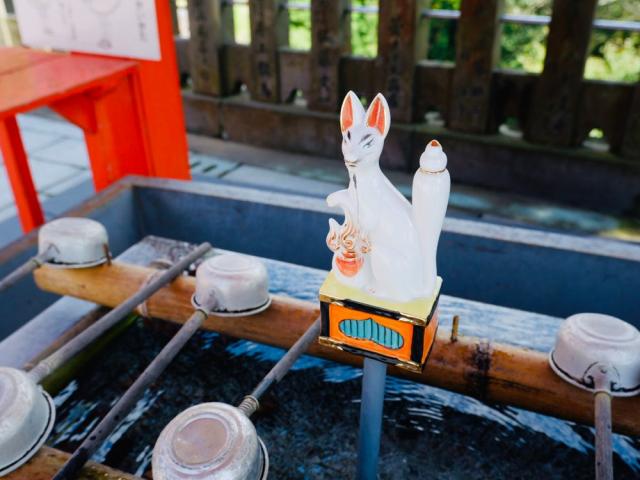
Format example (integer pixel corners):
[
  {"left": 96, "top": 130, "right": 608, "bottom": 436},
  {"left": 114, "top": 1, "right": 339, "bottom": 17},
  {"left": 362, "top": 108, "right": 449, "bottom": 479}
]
[{"left": 411, "top": 140, "right": 451, "bottom": 297}]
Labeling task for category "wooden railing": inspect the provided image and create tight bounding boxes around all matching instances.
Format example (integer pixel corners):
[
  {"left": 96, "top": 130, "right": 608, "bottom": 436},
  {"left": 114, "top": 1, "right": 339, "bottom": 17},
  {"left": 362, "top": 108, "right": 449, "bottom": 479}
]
[{"left": 177, "top": 0, "right": 639, "bottom": 166}]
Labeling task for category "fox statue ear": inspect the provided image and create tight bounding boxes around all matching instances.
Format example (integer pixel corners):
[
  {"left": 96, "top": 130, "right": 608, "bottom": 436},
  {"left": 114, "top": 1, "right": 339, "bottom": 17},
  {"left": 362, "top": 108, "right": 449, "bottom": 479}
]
[
  {"left": 365, "top": 93, "right": 390, "bottom": 138},
  {"left": 340, "top": 91, "right": 366, "bottom": 133}
]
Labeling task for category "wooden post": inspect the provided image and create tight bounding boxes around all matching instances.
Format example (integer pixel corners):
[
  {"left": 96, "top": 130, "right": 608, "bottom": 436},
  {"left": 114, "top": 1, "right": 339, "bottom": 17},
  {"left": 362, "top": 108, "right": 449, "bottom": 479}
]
[
  {"left": 448, "top": 0, "right": 503, "bottom": 133},
  {"left": 187, "top": 0, "right": 226, "bottom": 96},
  {"left": 249, "top": 0, "right": 288, "bottom": 103},
  {"left": 376, "top": 0, "right": 425, "bottom": 123},
  {"left": 525, "top": 0, "right": 597, "bottom": 146},
  {"left": 308, "top": 0, "right": 350, "bottom": 112},
  {"left": 621, "top": 83, "right": 640, "bottom": 161}
]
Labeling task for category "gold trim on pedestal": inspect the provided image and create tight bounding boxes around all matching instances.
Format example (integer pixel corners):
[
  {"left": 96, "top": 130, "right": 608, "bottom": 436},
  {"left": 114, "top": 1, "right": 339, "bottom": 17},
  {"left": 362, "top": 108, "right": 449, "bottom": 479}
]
[
  {"left": 318, "top": 337, "right": 424, "bottom": 373},
  {"left": 319, "top": 273, "right": 441, "bottom": 326}
]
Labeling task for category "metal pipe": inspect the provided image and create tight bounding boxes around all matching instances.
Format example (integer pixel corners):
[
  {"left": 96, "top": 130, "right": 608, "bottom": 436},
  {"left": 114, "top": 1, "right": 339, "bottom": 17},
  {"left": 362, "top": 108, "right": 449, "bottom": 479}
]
[
  {"left": 356, "top": 357, "right": 387, "bottom": 480},
  {"left": 0, "top": 247, "right": 54, "bottom": 293},
  {"left": 593, "top": 18, "right": 640, "bottom": 33},
  {"left": 594, "top": 391, "right": 614, "bottom": 480},
  {"left": 422, "top": 9, "right": 640, "bottom": 32},
  {"left": 28, "top": 242, "right": 211, "bottom": 383},
  {"left": 52, "top": 309, "right": 208, "bottom": 480},
  {"left": 422, "top": 8, "right": 460, "bottom": 21},
  {"left": 238, "top": 317, "right": 321, "bottom": 417}
]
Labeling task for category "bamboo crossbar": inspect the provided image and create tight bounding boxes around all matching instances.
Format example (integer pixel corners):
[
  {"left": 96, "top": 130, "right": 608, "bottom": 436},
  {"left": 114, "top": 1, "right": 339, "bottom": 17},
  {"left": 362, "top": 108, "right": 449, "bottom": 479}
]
[
  {"left": 4, "top": 446, "right": 140, "bottom": 480},
  {"left": 33, "top": 262, "right": 640, "bottom": 437}
]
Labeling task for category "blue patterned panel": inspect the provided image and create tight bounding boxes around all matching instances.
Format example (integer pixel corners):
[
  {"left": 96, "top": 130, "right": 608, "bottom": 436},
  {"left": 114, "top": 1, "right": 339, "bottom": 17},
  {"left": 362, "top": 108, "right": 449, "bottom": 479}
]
[{"left": 338, "top": 318, "right": 403, "bottom": 350}]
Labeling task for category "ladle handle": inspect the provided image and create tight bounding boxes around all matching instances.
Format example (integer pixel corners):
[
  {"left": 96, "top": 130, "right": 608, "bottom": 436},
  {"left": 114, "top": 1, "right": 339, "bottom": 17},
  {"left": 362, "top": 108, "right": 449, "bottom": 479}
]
[
  {"left": 238, "top": 317, "right": 321, "bottom": 417},
  {"left": 53, "top": 309, "right": 208, "bottom": 480},
  {"left": 594, "top": 391, "right": 613, "bottom": 480},
  {"left": 0, "top": 248, "right": 53, "bottom": 293},
  {"left": 28, "top": 242, "right": 211, "bottom": 383}
]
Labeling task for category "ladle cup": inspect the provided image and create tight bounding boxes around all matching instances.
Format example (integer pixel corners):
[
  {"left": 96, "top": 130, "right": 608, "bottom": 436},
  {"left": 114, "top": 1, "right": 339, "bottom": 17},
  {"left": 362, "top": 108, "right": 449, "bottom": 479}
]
[
  {"left": 53, "top": 253, "right": 271, "bottom": 480},
  {"left": 550, "top": 313, "right": 640, "bottom": 480},
  {"left": 0, "top": 243, "right": 210, "bottom": 476},
  {"left": 152, "top": 317, "right": 321, "bottom": 480},
  {"left": 0, "top": 217, "right": 110, "bottom": 292}
]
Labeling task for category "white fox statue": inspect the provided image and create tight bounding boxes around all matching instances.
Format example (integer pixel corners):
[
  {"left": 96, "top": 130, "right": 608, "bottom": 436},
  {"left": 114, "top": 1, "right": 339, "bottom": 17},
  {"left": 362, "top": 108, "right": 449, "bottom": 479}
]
[{"left": 326, "top": 91, "right": 450, "bottom": 303}]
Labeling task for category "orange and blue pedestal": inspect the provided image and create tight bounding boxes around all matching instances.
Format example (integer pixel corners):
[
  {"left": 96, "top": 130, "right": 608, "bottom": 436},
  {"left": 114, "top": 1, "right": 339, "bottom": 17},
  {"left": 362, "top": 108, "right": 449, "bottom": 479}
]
[
  {"left": 318, "top": 272, "right": 441, "bottom": 372},
  {"left": 318, "top": 273, "right": 441, "bottom": 479}
]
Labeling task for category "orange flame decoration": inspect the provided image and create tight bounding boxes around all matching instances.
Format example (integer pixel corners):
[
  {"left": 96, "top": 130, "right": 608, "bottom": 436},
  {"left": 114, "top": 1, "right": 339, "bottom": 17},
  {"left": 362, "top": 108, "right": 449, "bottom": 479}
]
[{"left": 327, "top": 215, "right": 370, "bottom": 277}]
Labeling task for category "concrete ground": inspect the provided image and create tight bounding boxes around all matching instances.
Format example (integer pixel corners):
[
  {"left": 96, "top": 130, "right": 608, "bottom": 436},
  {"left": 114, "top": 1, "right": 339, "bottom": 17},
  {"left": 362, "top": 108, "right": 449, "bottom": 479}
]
[{"left": 1, "top": 111, "right": 639, "bottom": 249}]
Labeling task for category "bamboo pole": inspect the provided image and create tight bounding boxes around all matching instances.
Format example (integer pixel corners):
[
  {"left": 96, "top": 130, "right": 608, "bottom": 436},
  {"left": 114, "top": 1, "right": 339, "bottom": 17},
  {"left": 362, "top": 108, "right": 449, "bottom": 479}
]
[
  {"left": 4, "top": 446, "right": 141, "bottom": 480},
  {"left": 33, "top": 262, "right": 640, "bottom": 437}
]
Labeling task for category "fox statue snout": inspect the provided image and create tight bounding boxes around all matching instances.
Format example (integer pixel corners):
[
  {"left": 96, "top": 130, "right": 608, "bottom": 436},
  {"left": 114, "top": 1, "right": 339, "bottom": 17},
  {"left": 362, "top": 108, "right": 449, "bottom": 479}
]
[{"left": 326, "top": 91, "right": 450, "bottom": 302}]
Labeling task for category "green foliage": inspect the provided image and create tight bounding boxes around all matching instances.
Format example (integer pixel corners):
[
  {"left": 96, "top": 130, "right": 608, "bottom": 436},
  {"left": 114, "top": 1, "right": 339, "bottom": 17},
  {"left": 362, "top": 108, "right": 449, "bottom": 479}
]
[
  {"left": 289, "top": 2, "right": 312, "bottom": 50},
  {"left": 425, "top": 0, "right": 460, "bottom": 62},
  {"left": 587, "top": 0, "right": 640, "bottom": 82},
  {"left": 233, "top": 4, "right": 251, "bottom": 45},
  {"left": 349, "top": 0, "right": 378, "bottom": 57},
  {"left": 499, "top": 24, "right": 548, "bottom": 73}
]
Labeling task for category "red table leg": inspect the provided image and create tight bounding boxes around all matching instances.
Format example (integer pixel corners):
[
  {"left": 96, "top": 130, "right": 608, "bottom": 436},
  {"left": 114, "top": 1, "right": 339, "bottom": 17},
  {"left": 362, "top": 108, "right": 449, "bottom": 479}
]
[
  {"left": 132, "top": 0, "right": 191, "bottom": 181},
  {"left": 83, "top": 75, "right": 151, "bottom": 190},
  {"left": 0, "top": 116, "right": 44, "bottom": 232}
]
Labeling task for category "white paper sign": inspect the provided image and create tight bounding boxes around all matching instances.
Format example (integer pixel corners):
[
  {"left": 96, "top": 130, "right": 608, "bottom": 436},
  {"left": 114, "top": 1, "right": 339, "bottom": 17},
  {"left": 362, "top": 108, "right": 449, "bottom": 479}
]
[{"left": 14, "top": 0, "right": 161, "bottom": 61}]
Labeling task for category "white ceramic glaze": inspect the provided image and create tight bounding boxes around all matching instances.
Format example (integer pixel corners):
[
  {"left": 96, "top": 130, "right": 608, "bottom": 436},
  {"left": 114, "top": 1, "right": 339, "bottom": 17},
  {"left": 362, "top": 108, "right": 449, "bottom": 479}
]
[
  {"left": 152, "top": 402, "right": 268, "bottom": 480},
  {"left": 413, "top": 140, "right": 451, "bottom": 296},
  {"left": 38, "top": 217, "right": 109, "bottom": 268},
  {"left": 549, "top": 313, "right": 640, "bottom": 396},
  {"left": 326, "top": 91, "right": 450, "bottom": 302},
  {"left": 191, "top": 254, "right": 271, "bottom": 316},
  {"left": 0, "top": 367, "right": 56, "bottom": 476}
]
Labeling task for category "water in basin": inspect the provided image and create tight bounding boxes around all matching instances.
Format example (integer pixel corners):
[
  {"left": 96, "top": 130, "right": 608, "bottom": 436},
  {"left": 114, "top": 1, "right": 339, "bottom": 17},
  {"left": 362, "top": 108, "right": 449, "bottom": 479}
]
[{"left": 47, "top": 250, "right": 640, "bottom": 479}]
